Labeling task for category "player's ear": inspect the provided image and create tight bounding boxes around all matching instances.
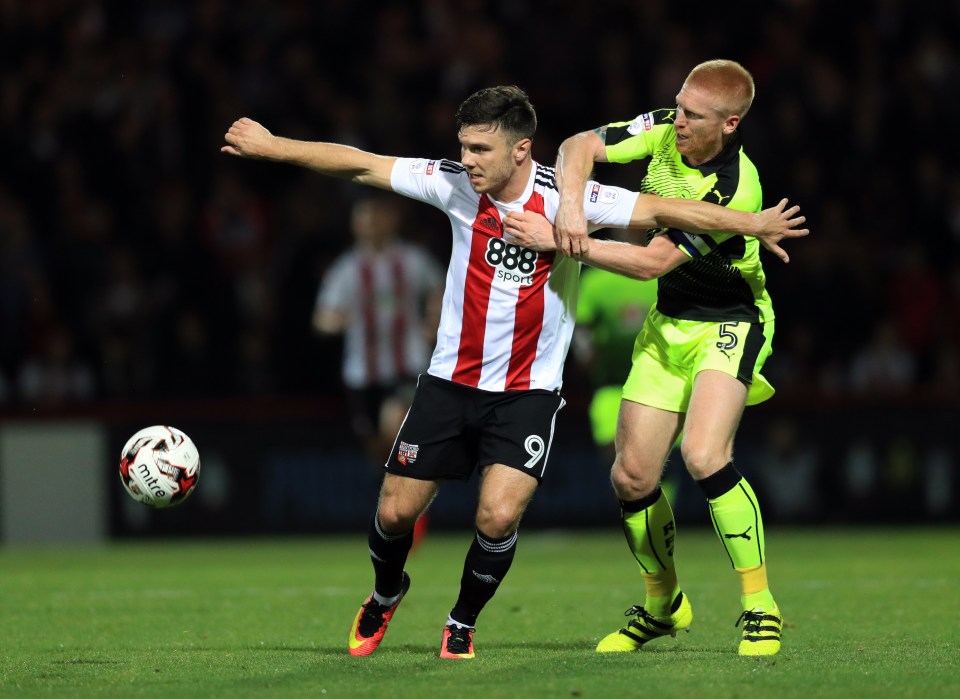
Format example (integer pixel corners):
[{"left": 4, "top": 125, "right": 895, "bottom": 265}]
[
  {"left": 722, "top": 114, "right": 740, "bottom": 135},
  {"left": 513, "top": 137, "right": 532, "bottom": 163}
]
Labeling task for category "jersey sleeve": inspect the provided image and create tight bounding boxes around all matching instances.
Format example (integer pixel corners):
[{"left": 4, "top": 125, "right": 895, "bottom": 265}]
[
  {"left": 603, "top": 110, "right": 676, "bottom": 164},
  {"left": 582, "top": 180, "right": 639, "bottom": 228},
  {"left": 390, "top": 157, "right": 458, "bottom": 210}
]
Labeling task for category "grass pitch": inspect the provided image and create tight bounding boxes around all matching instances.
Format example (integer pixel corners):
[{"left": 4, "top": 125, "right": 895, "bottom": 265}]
[{"left": 1, "top": 528, "right": 957, "bottom": 698}]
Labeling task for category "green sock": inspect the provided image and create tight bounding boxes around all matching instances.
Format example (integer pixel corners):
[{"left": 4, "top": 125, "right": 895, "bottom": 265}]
[
  {"left": 621, "top": 488, "right": 681, "bottom": 617},
  {"left": 707, "top": 475, "right": 765, "bottom": 569},
  {"left": 701, "top": 468, "right": 776, "bottom": 611}
]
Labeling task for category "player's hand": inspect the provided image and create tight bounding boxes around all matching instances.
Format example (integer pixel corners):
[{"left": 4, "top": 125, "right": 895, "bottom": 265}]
[
  {"left": 503, "top": 210, "right": 559, "bottom": 252},
  {"left": 754, "top": 198, "right": 809, "bottom": 264},
  {"left": 221, "top": 117, "right": 276, "bottom": 159},
  {"left": 555, "top": 199, "right": 590, "bottom": 258}
]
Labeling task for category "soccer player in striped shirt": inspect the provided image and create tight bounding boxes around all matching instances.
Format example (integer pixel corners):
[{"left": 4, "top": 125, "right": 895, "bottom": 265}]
[{"left": 222, "top": 84, "right": 806, "bottom": 660}]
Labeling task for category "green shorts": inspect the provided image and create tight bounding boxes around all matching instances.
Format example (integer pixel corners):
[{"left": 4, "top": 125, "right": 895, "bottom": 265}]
[{"left": 622, "top": 308, "right": 775, "bottom": 413}]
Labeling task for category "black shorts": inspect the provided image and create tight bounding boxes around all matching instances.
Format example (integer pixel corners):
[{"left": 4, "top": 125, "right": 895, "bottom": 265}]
[{"left": 385, "top": 374, "right": 566, "bottom": 483}]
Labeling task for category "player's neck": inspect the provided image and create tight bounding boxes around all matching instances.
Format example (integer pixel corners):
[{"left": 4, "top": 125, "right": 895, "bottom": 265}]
[{"left": 489, "top": 158, "right": 533, "bottom": 203}]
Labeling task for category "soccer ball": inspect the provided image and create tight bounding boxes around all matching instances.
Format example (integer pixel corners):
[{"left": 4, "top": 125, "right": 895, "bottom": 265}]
[{"left": 119, "top": 425, "right": 200, "bottom": 508}]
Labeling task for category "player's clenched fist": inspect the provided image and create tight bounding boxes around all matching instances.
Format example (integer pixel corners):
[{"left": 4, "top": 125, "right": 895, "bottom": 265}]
[{"left": 221, "top": 117, "right": 275, "bottom": 159}]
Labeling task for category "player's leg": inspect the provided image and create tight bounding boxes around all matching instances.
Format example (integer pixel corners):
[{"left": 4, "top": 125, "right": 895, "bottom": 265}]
[
  {"left": 379, "top": 390, "right": 429, "bottom": 550},
  {"left": 596, "top": 399, "right": 693, "bottom": 652},
  {"left": 373, "top": 472, "right": 439, "bottom": 585},
  {"left": 441, "top": 464, "right": 538, "bottom": 659},
  {"left": 348, "top": 473, "right": 437, "bottom": 657},
  {"left": 591, "top": 384, "right": 681, "bottom": 504},
  {"left": 684, "top": 369, "right": 781, "bottom": 656},
  {"left": 350, "top": 374, "right": 468, "bottom": 656},
  {"left": 440, "top": 387, "right": 563, "bottom": 659}
]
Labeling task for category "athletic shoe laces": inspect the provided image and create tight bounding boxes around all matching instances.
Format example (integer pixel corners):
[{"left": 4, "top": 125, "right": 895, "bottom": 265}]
[
  {"left": 623, "top": 605, "right": 657, "bottom": 623},
  {"left": 735, "top": 609, "right": 768, "bottom": 632},
  {"left": 445, "top": 625, "right": 473, "bottom": 654}
]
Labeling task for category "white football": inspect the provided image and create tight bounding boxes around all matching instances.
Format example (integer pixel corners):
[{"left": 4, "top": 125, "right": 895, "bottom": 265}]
[{"left": 119, "top": 425, "right": 200, "bottom": 508}]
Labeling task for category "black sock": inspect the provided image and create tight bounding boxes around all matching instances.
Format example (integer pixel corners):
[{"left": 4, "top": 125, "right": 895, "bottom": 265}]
[
  {"left": 367, "top": 511, "right": 413, "bottom": 598},
  {"left": 449, "top": 529, "right": 518, "bottom": 627}
]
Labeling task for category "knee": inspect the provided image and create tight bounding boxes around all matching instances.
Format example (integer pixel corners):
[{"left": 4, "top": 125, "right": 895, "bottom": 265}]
[
  {"left": 610, "top": 457, "right": 659, "bottom": 500},
  {"left": 680, "top": 441, "right": 728, "bottom": 481},
  {"left": 376, "top": 496, "right": 420, "bottom": 534},
  {"left": 475, "top": 502, "right": 521, "bottom": 538}
]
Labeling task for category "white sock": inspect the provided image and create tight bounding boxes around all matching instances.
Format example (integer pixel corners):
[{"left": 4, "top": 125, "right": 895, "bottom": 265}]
[
  {"left": 373, "top": 590, "right": 401, "bottom": 607},
  {"left": 446, "top": 615, "right": 473, "bottom": 630}
]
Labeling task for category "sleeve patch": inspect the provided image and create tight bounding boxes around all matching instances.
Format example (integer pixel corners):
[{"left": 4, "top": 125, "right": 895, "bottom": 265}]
[
  {"left": 408, "top": 159, "right": 438, "bottom": 175},
  {"left": 588, "top": 183, "right": 620, "bottom": 205},
  {"left": 626, "top": 113, "right": 654, "bottom": 135}
]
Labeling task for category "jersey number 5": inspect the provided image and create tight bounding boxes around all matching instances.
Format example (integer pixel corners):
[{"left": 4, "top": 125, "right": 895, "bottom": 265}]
[{"left": 716, "top": 322, "right": 740, "bottom": 350}]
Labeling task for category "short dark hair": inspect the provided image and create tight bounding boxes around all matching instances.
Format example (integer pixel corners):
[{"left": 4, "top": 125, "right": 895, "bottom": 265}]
[{"left": 455, "top": 85, "right": 537, "bottom": 143}]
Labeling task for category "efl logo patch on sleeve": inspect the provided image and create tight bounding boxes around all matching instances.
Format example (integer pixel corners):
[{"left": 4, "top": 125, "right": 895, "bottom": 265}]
[
  {"left": 627, "top": 112, "right": 654, "bottom": 135},
  {"left": 598, "top": 186, "right": 620, "bottom": 204}
]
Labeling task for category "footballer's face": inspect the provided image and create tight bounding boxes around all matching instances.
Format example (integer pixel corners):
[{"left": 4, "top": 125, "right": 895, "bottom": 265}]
[
  {"left": 674, "top": 82, "right": 740, "bottom": 167},
  {"left": 458, "top": 124, "right": 531, "bottom": 200}
]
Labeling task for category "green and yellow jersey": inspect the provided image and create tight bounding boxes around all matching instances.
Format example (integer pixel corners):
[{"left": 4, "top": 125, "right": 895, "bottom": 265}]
[{"left": 604, "top": 109, "right": 773, "bottom": 323}]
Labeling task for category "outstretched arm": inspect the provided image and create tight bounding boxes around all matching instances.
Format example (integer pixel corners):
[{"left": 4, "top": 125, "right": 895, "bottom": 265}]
[
  {"left": 555, "top": 128, "right": 608, "bottom": 257},
  {"left": 504, "top": 194, "right": 807, "bottom": 261},
  {"left": 221, "top": 118, "right": 397, "bottom": 191},
  {"left": 503, "top": 210, "right": 687, "bottom": 280},
  {"left": 633, "top": 195, "right": 809, "bottom": 264},
  {"left": 505, "top": 193, "right": 808, "bottom": 279}
]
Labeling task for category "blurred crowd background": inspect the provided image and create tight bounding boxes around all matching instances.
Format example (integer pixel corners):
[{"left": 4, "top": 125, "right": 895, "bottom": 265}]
[{"left": 1, "top": 0, "right": 958, "bottom": 526}]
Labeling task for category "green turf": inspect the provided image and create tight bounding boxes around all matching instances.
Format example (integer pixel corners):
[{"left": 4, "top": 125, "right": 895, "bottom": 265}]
[{"left": 1, "top": 528, "right": 957, "bottom": 698}]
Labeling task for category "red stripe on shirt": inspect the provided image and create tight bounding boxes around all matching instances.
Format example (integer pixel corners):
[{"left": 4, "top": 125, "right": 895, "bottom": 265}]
[
  {"left": 452, "top": 194, "right": 499, "bottom": 386},
  {"left": 505, "top": 192, "right": 553, "bottom": 389}
]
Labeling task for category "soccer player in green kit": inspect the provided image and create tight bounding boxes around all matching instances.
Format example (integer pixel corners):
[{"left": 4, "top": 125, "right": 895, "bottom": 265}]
[{"left": 553, "top": 59, "right": 784, "bottom": 656}]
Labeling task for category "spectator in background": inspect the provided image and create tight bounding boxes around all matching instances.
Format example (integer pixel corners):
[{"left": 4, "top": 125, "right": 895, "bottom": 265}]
[
  {"left": 313, "top": 195, "right": 443, "bottom": 467},
  {"left": 313, "top": 195, "right": 443, "bottom": 547}
]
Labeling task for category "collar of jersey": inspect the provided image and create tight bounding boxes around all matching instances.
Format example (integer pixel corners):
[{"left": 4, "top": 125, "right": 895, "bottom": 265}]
[{"left": 681, "top": 131, "right": 742, "bottom": 176}]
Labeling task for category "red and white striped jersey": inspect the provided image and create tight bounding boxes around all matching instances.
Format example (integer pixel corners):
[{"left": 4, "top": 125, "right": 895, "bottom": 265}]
[
  {"left": 391, "top": 157, "right": 638, "bottom": 392},
  {"left": 318, "top": 242, "right": 443, "bottom": 389}
]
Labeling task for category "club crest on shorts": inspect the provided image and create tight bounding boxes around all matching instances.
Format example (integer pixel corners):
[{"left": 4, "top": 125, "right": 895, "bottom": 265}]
[{"left": 397, "top": 441, "right": 420, "bottom": 465}]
